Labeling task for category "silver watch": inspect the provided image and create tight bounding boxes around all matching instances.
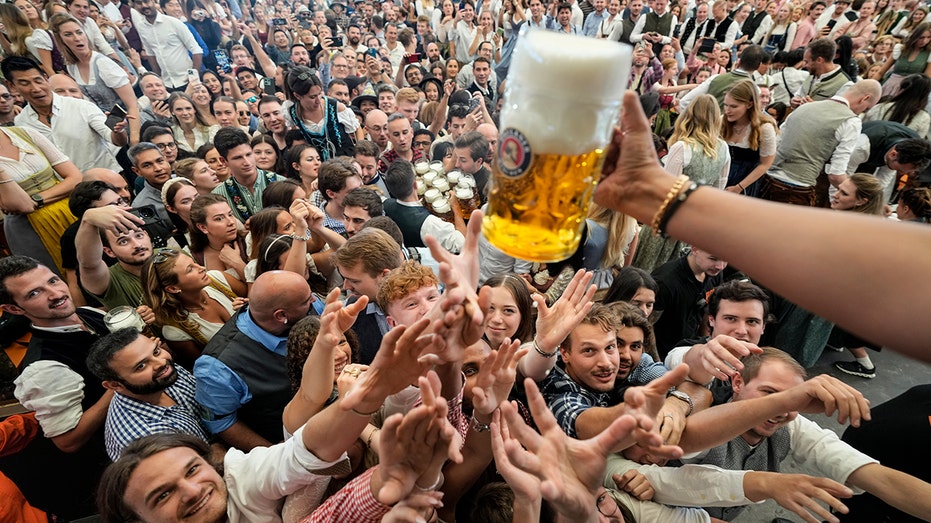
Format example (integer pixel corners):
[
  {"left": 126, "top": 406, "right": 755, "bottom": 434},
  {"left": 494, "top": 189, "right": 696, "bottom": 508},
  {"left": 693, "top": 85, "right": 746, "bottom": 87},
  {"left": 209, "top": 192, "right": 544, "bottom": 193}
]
[
  {"left": 290, "top": 228, "right": 312, "bottom": 241},
  {"left": 667, "top": 389, "right": 694, "bottom": 417}
]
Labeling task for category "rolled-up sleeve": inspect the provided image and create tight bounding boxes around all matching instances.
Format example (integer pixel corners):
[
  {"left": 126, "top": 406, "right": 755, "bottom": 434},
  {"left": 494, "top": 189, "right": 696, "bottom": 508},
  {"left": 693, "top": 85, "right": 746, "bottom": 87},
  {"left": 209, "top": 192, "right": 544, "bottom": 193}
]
[
  {"left": 14, "top": 361, "right": 85, "bottom": 438},
  {"left": 193, "top": 355, "right": 251, "bottom": 434}
]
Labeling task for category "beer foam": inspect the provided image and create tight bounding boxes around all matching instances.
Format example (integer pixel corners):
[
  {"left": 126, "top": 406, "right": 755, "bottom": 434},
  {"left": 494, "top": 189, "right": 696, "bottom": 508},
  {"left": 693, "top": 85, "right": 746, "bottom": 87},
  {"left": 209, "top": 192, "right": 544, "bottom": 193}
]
[{"left": 503, "top": 29, "right": 632, "bottom": 156}]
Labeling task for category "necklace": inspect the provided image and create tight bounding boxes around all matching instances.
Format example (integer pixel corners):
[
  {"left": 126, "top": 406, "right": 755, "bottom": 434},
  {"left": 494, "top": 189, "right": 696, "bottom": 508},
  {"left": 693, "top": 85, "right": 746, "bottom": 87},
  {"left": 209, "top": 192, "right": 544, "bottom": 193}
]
[{"left": 188, "top": 292, "right": 210, "bottom": 311}]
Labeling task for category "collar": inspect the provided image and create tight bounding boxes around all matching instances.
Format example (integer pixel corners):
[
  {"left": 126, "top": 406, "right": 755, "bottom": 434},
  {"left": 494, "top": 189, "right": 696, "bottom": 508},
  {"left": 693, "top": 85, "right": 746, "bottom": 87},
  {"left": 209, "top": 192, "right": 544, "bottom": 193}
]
[
  {"left": 829, "top": 95, "right": 851, "bottom": 108},
  {"left": 817, "top": 65, "right": 844, "bottom": 81},
  {"left": 236, "top": 308, "right": 288, "bottom": 355},
  {"left": 31, "top": 307, "right": 105, "bottom": 333}
]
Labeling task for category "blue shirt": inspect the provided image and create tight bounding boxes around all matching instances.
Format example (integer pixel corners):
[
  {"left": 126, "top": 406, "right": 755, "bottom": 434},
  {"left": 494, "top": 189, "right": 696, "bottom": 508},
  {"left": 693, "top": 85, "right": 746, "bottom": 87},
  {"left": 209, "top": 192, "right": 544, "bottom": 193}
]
[
  {"left": 582, "top": 10, "right": 609, "bottom": 36},
  {"left": 104, "top": 366, "right": 209, "bottom": 460},
  {"left": 540, "top": 364, "right": 614, "bottom": 438},
  {"left": 193, "top": 310, "right": 288, "bottom": 434}
]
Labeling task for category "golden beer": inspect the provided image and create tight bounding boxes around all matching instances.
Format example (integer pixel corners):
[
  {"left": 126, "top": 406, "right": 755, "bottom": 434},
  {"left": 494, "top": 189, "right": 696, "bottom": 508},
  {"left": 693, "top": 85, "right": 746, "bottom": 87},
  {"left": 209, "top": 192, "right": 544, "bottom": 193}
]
[
  {"left": 482, "top": 29, "right": 631, "bottom": 262},
  {"left": 484, "top": 150, "right": 607, "bottom": 261}
]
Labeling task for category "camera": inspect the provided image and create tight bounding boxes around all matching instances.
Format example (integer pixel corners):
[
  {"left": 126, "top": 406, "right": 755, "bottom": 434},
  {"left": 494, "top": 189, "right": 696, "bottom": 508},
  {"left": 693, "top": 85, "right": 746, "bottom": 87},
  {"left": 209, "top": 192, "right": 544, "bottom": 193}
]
[{"left": 129, "top": 206, "right": 174, "bottom": 248}]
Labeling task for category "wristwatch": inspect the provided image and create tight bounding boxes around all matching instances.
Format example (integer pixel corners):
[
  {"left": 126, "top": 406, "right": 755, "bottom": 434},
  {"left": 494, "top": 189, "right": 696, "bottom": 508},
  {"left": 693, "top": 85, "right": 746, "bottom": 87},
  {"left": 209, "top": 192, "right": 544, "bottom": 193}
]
[
  {"left": 470, "top": 415, "right": 491, "bottom": 432},
  {"left": 667, "top": 388, "right": 694, "bottom": 417},
  {"left": 290, "top": 228, "right": 312, "bottom": 241},
  {"left": 31, "top": 194, "right": 44, "bottom": 209}
]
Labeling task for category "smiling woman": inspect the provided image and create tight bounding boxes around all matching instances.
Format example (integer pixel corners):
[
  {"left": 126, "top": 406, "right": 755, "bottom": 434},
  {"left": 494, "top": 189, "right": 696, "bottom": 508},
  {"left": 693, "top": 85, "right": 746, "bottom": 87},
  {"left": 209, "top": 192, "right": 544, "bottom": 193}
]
[{"left": 142, "top": 247, "right": 241, "bottom": 367}]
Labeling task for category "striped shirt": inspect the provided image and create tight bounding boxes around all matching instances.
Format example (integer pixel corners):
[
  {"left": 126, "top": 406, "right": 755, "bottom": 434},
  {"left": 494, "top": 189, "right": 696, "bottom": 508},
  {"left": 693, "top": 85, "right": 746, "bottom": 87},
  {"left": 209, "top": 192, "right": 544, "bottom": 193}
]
[{"left": 104, "top": 366, "right": 209, "bottom": 461}]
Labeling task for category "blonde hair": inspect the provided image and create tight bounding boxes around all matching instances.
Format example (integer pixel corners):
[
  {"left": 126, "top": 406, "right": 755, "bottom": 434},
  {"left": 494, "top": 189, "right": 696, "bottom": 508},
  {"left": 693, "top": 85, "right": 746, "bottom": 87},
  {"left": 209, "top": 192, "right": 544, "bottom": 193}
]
[
  {"left": 0, "top": 4, "right": 34, "bottom": 58},
  {"left": 396, "top": 87, "right": 420, "bottom": 104},
  {"left": 669, "top": 94, "right": 722, "bottom": 159},
  {"left": 48, "top": 12, "right": 83, "bottom": 65},
  {"left": 587, "top": 202, "right": 638, "bottom": 270}
]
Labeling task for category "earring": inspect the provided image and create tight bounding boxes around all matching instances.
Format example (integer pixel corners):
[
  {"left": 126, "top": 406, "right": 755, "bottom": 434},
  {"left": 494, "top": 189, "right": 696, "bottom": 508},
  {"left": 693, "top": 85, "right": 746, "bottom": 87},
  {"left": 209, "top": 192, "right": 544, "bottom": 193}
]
[{"left": 283, "top": 317, "right": 288, "bottom": 324}]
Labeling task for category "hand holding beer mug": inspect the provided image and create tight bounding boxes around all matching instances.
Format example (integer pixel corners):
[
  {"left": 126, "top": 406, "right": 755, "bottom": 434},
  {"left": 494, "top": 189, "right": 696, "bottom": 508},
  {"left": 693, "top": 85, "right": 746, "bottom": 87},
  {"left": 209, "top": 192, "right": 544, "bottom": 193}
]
[
  {"left": 482, "top": 30, "right": 632, "bottom": 262},
  {"left": 103, "top": 305, "right": 146, "bottom": 333}
]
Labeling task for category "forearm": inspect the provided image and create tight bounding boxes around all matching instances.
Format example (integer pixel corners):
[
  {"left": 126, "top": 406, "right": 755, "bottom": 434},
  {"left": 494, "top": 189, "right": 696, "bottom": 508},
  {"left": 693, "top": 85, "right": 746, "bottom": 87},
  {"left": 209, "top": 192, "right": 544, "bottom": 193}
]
[
  {"left": 440, "top": 415, "right": 493, "bottom": 516},
  {"left": 849, "top": 464, "right": 931, "bottom": 521},
  {"left": 301, "top": 398, "right": 371, "bottom": 462},
  {"left": 218, "top": 420, "right": 272, "bottom": 451},
  {"left": 678, "top": 392, "right": 796, "bottom": 452},
  {"left": 575, "top": 403, "right": 637, "bottom": 441},
  {"left": 51, "top": 390, "right": 113, "bottom": 453},
  {"left": 616, "top": 176, "right": 931, "bottom": 359},
  {"left": 517, "top": 341, "right": 557, "bottom": 382},
  {"left": 737, "top": 155, "right": 773, "bottom": 187},
  {"left": 75, "top": 221, "right": 109, "bottom": 294}
]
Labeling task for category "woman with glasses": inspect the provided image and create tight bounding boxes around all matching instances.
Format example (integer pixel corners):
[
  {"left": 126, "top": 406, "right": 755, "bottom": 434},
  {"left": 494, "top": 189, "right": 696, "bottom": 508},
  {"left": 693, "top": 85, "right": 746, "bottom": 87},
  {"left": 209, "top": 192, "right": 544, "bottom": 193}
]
[
  {"left": 142, "top": 247, "right": 245, "bottom": 368},
  {"left": 189, "top": 193, "right": 249, "bottom": 296},
  {"left": 49, "top": 12, "right": 141, "bottom": 144},
  {"left": 169, "top": 92, "right": 220, "bottom": 153}
]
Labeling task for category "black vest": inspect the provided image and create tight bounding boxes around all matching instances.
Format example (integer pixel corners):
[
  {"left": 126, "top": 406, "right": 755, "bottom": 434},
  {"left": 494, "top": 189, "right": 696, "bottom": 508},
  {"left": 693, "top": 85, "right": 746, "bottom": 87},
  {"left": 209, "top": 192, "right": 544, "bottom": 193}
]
[
  {"left": 705, "top": 16, "right": 735, "bottom": 42},
  {"left": 643, "top": 11, "right": 675, "bottom": 54},
  {"left": 383, "top": 198, "right": 432, "bottom": 248},
  {"left": 677, "top": 16, "right": 699, "bottom": 44},
  {"left": 860, "top": 121, "right": 920, "bottom": 173},
  {"left": 742, "top": 10, "right": 768, "bottom": 41},
  {"left": 202, "top": 310, "right": 292, "bottom": 444},
  {"left": 352, "top": 301, "right": 385, "bottom": 365},
  {"left": 613, "top": 17, "right": 638, "bottom": 44},
  {"left": 22, "top": 308, "right": 109, "bottom": 408}
]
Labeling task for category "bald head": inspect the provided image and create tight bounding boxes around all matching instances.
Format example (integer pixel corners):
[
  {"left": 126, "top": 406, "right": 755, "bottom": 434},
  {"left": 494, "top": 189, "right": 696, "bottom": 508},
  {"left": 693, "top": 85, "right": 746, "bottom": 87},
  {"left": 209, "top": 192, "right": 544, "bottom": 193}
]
[
  {"left": 50, "top": 74, "right": 84, "bottom": 99},
  {"left": 476, "top": 123, "right": 498, "bottom": 155},
  {"left": 365, "top": 109, "right": 388, "bottom": 128},
  {"left": 84, "top": 168, "right": 131, "bottom": 200},
  {"left": 842, "top": 79, "right": 882, "bottom": 115},
  {"left": 250, "top": 271, "right": 313, "bottom": 334},
  {"left": 365, "top": 109, "right": 389, "bottom": 148}
]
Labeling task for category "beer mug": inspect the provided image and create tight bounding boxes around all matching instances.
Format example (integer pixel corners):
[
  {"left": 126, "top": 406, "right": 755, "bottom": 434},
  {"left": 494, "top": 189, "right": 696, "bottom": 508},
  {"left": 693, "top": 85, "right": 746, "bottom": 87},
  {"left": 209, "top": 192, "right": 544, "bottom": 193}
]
[
  {"left": 482, "top": 29, "right": 632, "bottom": 262},
  {"left": 103, "top": 305, "right": 146, "bottom": 333}
]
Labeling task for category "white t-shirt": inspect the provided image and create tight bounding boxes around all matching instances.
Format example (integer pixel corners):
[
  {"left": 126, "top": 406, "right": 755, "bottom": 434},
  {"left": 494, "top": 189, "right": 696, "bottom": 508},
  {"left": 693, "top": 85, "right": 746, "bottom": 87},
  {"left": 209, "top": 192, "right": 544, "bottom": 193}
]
[{"left": 24, "top": 28, "right": 53, "bottom": 64}]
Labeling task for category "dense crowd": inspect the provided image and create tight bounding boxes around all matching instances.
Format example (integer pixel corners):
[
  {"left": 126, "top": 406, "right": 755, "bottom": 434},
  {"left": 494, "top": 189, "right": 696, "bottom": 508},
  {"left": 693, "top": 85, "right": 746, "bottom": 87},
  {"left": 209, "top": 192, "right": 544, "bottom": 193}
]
[{"left": 0, "top": 0, "right": 931, "bottom": 520}]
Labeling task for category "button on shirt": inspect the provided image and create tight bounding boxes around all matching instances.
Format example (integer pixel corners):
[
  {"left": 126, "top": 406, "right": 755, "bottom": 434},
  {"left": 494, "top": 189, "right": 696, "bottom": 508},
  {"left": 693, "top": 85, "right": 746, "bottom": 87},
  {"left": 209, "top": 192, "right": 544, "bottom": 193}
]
[
  {"left": 193, "top": 311, "right": 288, "bottom": 434},
  {"left": 15, "top": 93, "right": 121, "bottom": 172},
  {"left": 131, "top": 11, "right": 203, "bottom": 88},
  {"left": 541, "top": 364, "right": 614, "bottom": 438},
  {"left": 104, "top": 366, "right": 209, "bottom": 461}
]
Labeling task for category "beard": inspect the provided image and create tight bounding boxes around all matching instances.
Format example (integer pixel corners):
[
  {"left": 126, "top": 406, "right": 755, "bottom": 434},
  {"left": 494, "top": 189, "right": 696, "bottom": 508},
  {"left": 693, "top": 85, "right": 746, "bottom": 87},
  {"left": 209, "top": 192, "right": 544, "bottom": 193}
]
[{"left": 120, "top": 361, "right": 178, "bottom": 395}]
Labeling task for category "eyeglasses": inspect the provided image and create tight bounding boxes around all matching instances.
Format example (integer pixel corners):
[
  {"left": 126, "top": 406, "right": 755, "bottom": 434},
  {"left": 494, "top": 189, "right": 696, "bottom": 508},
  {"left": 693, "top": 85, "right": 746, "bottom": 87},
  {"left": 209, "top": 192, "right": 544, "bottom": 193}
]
[
  {"left": 151, "top": 247, "right": 179, "bottom": 265},
  {"left": 413, "top": 141, "right": 431, "bottom": 148},
  {"left": 106, "top": 197, "right": 131, "bottom": 207},
  {"left": 238, "top": 110, "right": 249, "bottom": 116},
  {"left": 245, "top": 96, "right": 258, "bottom": 104},
  {"left": 596, "top": 491, "right": 620, "bottom": 519},
  {"left": 332, "top": 63, "right": 349, "bottom": 69},
  {"left": 154, "top": 142, "right": 177, "bottom": 150}
]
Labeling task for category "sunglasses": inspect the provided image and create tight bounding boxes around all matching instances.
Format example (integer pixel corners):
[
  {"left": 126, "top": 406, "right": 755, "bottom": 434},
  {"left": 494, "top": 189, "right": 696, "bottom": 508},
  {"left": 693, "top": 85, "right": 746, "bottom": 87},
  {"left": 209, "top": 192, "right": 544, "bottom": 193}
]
[
  {"left": 245, "top": 96, "right": 258, "bottom": 104},
  {"left": 151, "top": 247, "right": 179, "bottom": 265},
  {"left": 239, "top": 110, "right": 250, "bottom": 116}
]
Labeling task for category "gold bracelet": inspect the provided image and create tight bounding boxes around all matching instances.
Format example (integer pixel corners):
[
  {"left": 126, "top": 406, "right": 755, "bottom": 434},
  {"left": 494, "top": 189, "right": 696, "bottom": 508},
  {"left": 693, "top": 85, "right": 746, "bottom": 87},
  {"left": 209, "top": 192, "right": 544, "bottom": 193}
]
[{"left": 650, "top": 175, "right": 689, "bottom": 237}]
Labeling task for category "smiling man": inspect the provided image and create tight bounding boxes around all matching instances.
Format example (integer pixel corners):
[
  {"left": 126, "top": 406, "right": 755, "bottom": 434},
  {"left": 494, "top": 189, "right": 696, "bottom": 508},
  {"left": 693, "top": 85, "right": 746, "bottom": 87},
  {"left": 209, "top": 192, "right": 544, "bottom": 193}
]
[
  {"left": 211, "top": 127, "right": 283, "bottom": 222},
  {"left": 334, "top": 228, "right": 403, "bottom": 364},
  {"left": 86, "top": 328, "right": 209, "bottom": 461}
]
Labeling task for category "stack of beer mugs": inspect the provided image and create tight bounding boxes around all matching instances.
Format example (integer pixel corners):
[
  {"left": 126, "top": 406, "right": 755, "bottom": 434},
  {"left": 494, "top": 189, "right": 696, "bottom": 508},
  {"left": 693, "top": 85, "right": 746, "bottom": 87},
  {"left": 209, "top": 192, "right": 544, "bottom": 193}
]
[{"left": 415, "top": 161, "right": 479, "bottom": 223}]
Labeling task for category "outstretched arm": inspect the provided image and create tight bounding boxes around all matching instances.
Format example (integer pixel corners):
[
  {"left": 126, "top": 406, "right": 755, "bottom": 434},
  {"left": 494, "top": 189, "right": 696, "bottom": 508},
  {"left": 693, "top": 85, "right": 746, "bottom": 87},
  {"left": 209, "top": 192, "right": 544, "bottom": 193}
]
[{"left": 594, "top": 91, "right": 931, "bottom": 363}]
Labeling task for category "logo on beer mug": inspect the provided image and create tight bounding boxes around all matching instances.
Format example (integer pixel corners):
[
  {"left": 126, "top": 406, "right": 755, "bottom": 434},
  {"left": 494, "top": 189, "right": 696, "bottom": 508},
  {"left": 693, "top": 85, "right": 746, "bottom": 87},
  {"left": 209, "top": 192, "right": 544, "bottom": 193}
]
[{"left": 498, "top": 128, "right": 533, "bottom": 178}]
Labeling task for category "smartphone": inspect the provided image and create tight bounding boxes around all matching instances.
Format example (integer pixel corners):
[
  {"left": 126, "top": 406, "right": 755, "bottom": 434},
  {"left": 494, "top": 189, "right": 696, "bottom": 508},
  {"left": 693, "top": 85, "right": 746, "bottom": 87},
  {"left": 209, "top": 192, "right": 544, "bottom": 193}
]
[
  {"left": 272, "top": 17, "right": 288, "bottom": 25},
  {"left": 468, "top": 95, "right": 481, "bottom": 112},
  {"left": 104, "top": 104, "right": 127, "bottom": 130},
  {"left": 404, "top": 53, "right": 421, "bottom": 64},
  {"left": 826, "top": 19, "right": 837, "bottom": 29},
  {"left": 496, "top": 27, "right": 505, "bottom": 37},
  {"left": 214, "top": 49, "right": 232, "bottom": 74},
  {"left": 129, "top": 206, "right": 172, "bottom": 248},
  {"left": 459, "top": 1, "right": 465, "bottom": 9},
  {"left": 331, "top": 35, "right": 344, "bottom": 46},
  {"left": 186, "top": 68, "right": 200, "bottom": 84},
  {"left": 366, "top": 47, "right": 380, "bottom": 59}
]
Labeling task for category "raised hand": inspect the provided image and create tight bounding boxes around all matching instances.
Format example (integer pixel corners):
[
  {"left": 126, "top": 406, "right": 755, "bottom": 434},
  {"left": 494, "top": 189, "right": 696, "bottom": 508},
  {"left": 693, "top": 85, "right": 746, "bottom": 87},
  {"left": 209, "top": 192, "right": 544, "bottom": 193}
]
[
  {"left": 682, "top": 334, "right": 763, "bottom": 384},
  {"left": 783, "top": 374, "right": 871, "bottom": 427},
  {"left": 341, "top": 317, "right": 443, "bottom": 413},
  {"left": 471, "top": 338, "right": 527, "bottom": 417},
  {"left": 375, "top": 372, "right": 463, "bottom": 505},
  {"left": 744, "top": 471, "right": 852, "bottom": 523},
  {"left": 495, "top": 378, "right": 645, "bottom": 522},
  {"left": 532, "top": 269, "right": 596, "bottom": 352}
]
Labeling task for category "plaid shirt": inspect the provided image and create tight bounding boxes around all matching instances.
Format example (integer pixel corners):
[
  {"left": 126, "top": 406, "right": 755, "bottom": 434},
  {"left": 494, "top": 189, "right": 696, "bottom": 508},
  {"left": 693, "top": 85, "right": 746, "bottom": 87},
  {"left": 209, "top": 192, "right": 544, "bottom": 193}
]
[
  {"left": 305, "top": 466, "right": 390, "bottom": 522},
  {"left": 540, "top": 364, "right": 614, "bottom": 438},
  {"left": 104, "top": 366, "right": 209, "bottom": 461},
  {"left": 377, "top": 148, "right": 423, "bottom": 176}
]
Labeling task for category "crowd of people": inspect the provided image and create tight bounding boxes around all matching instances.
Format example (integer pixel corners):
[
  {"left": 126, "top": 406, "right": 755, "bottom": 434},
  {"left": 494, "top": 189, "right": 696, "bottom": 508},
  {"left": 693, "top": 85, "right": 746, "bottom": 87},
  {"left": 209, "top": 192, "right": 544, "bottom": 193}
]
[{"left": 0, "top": 0, "right": 931, "bottom": 520}]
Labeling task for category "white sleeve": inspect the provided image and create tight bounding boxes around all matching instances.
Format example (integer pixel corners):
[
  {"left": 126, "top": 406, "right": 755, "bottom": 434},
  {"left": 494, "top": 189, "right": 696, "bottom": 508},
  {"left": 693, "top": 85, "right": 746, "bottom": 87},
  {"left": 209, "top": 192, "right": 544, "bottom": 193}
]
[
  {"left": 786, "top": 415, "right": 878, "bottom": 494},
  {"left": 716, "top": 141, "right": 730, "bottom": 189},
  {"left": 336, "top": 104, "right": 360, "bottom": 132},
  {"left": 31, "top": 28, "right": 53, "bottom": 50},
  {"left": 827, "top": 117, "right": 861, "bottom": 176},
  {"left": 664, "top": 345, "right": 692, "bottom": 369},
  {"left": 162, "top": 324, "right": 194, "bottom": 341},
  {"left": 95, "top": 54, "right": 130, "bottom": 89},
  {"left": 420, "top": 214, "right": 465, "bottom": 253},
  {"left": 752, "top": 15, "right": 772, "bottom": 44},
  {"left": 782, "top": 22, "right": 797, "bottom": 52},
  {"left": 678, "top": 75, "right": 713, "bottom": 112},
  {"left": 223, "top": 425, "right": 349, "bottom": 518},
  {"left": 759, "top": 122, "right": 777, "bottom": 158},
  {"left": 630, "top": 15, "right": 648, "bottom": 43},
  {"left": 14, "top": 360, "right": 85, "bottom": 438},
  {"left": 664, "top": 141, "right": 687, "bottom": 176},
  {"left": 892, "top": 43, "right": 903, "bottom": 60},
  {"left": 722, "top": 19, "right": 738, "bottom": 48}
]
